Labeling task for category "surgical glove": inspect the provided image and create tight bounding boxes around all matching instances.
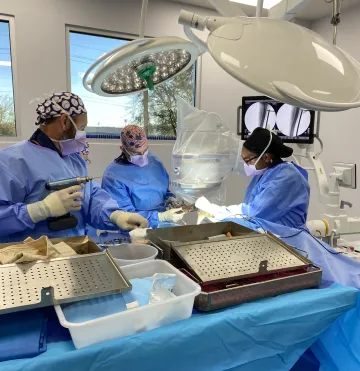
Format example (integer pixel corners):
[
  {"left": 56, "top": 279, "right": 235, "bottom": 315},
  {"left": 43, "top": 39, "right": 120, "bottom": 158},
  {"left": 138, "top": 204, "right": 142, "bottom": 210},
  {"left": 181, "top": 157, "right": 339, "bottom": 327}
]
[
  {"left": 166, "top": 197, "right": 182, "bottom": 209},
  {"left": 27, "top": 185, "right": 83, "bottom": 223},
  {"left": 110, "top": 210, "right": 148, "bottom": 230},
  {"left": 226, "top": 204, "right": 244, "bottom": 217},
  {"left": 158, "top": 208, "right": 185, "bottom": 223},
  {"left": 195, "top": 197, "right": 228, "bottom": 220}
]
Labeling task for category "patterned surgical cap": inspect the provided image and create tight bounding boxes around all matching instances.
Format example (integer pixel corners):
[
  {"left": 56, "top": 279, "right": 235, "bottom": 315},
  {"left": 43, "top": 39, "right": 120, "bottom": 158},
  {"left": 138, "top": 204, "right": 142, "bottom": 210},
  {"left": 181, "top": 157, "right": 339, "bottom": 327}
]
[
  {"left": 35, "top": 92, "right": 87, "bottom": 125},
  {"left": 120, "top": 125, "right": 148, "bottom": 152}
]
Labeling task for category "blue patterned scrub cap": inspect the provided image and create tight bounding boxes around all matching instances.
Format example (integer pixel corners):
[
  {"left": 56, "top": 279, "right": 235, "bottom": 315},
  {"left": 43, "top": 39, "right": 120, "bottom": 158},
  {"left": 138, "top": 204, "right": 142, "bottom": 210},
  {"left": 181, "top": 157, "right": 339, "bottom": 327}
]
[{"left": 35, "top": 92, "right": 87, "bottom": 125}]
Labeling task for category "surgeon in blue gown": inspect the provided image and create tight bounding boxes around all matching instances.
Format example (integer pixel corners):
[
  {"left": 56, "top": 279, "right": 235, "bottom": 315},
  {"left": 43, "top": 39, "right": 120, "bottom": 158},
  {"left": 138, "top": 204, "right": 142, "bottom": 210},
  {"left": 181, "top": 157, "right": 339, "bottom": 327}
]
[
  {"left": 200, "top": 128, "right": 310, "bottom": 229},
  {"left": 0, "top": 92, "right": 147, "bottom": 243},
  {"left": 102, "top": 125, "right": 184, "bottom": 228}
]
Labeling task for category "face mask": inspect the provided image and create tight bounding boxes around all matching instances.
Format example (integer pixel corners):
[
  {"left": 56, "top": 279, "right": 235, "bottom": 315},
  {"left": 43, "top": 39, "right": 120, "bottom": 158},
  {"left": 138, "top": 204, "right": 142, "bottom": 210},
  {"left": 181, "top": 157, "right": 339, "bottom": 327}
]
[
  {"left": 52, "top": 116, "right": 87, "bottom": 156},
  {"left": 243, "top": 130, "right": 273, "bottom": 177},
  {"left": 124, "top": 148, "right": 149, "bottom": 167},
  {"left": 244, "top": 161, "right": 267, "bottom": 176}
]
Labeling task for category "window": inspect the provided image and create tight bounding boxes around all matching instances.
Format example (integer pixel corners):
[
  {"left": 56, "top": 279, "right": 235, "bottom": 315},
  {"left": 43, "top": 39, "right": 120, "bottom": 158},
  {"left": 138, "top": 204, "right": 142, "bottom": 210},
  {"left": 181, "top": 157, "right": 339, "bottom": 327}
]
[
  {"left": 0, "top": 19, "right": 16, "bottom": 137},
  {"left": 68, "top": 29, "right": 196, "bottom": 139}
]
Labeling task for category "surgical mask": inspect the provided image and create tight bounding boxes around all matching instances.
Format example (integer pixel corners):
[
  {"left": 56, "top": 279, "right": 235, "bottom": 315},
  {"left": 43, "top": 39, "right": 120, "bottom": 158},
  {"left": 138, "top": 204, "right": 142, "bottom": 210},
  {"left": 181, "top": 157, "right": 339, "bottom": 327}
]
[
  {"left": 244, "top": 161, "right": 267, "bottom": 176},
  {"left": 244, "top": 130, "right": 273, "bottom": 177},
  {"left": 124, "top": 148, "right": 149, "bottom": 167},
  {"left": 52, "top": 116, "right": 87, "bottom": 156}
]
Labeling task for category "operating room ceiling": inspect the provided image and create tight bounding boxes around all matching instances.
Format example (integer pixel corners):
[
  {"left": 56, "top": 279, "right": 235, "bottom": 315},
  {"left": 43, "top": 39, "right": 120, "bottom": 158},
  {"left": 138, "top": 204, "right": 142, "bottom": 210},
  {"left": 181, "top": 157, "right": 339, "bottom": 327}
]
[{"left": 166, "top": 0, "right": 360, "bottom": 21}]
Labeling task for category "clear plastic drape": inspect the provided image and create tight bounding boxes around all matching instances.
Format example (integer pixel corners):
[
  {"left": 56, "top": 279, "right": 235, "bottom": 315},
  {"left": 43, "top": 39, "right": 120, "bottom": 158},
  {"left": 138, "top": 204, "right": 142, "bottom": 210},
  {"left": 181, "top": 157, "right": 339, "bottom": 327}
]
[{"left": 170, "top": 97, "right": 240, "bottom": 204}]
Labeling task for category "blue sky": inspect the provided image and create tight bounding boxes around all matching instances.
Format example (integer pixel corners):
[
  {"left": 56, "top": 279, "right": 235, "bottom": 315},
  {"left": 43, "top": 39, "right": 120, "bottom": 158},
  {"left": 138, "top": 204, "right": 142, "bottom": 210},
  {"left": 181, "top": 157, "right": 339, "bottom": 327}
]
[
  {"left": 70, "top": 32, "right": 132, "bottom": 129},
  {"left": 0, "top": 21, "right": 14, "bottom": 99}
]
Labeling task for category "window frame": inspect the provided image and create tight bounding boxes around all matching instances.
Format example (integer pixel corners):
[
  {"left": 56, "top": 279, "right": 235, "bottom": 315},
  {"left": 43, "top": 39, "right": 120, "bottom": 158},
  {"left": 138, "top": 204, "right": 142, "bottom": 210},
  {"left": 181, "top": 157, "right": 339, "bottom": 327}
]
[
  {"left": 0, "top": 14, "right": 20, "bottom": 139},
  {"left": 65, "top": 25, "right": 201, "bottom": 140}
]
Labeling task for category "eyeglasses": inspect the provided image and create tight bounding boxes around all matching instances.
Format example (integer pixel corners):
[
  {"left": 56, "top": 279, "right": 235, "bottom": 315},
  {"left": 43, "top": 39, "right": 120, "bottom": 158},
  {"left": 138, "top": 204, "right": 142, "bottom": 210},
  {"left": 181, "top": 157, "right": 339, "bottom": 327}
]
[{"left": 242, "top": 155, "right": 258, "bottom": 165}]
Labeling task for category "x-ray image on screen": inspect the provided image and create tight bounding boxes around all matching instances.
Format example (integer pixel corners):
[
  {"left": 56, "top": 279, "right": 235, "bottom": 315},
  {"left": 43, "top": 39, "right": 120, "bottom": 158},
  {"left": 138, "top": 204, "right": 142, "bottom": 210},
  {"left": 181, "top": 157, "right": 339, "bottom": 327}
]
[
  {"left": 239, "top": 96, "right": 315, "bottom": 144},
  {"left": 244, "top": 102, "right": 276, "bottom": 132},
  {"left": 276, "top": 104, "right": 311, "bottom": 138}
]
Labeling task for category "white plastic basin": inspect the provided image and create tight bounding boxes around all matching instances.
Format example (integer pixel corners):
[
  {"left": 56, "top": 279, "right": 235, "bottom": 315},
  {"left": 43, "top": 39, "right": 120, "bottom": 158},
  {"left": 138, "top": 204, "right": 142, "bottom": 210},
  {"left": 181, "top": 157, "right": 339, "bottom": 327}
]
[
  {"left": 54, "top": 260, "right": 201, "bottom": 349},
  {"left": 107, "top": 244, "right": 158, "bottom": 266}
]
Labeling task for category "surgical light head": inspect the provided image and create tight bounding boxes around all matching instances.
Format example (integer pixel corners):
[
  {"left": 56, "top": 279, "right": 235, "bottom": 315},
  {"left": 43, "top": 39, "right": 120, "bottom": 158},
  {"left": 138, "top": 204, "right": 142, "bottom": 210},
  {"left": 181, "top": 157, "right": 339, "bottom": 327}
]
[
  {"left": 178, "top": 10, "right": 360, "bottom": 112},
  {"left": 82, "top": 6, "right": 360, "bottom": 112},
  {"left": 83, "top": 37, "right": 199, "bottom": 97}
]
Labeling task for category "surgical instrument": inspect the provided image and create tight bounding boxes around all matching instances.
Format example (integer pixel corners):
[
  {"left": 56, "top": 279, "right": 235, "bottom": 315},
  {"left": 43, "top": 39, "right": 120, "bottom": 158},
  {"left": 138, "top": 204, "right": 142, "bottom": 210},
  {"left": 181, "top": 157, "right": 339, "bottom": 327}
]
[
  {"left": 45, "top": 176, "right": 101, "bottom": 191},
  {"left": 45, "top": 176, "right": 101, "bottom": 232}
]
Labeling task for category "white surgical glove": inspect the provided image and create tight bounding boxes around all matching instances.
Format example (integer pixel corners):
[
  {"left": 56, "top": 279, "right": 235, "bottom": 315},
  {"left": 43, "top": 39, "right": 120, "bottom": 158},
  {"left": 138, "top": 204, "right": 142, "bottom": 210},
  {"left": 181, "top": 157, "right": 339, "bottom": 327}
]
[
  {"left": 166, "top": 197, "right": 182, "bottom": 209},
  {"left": 195, "top": 197, "right": 239, "bottom": 221},
  {"left": 27, "top": 185, "right": 83, "bottom": 223},
  {"left": 110, "top": 210, "right": 148, "bottom": 230},
  {"left": 225, "top": 204, "right": 244, "bottom": 217},
  {"left": 158, "top": 208, "right": 185, "bottom": 223},
  {"left": 129, "top": 228, "right": 149, "bottom": 243},
  {"left": 195, "top": 197, "right": 225, "bottom": 219}
]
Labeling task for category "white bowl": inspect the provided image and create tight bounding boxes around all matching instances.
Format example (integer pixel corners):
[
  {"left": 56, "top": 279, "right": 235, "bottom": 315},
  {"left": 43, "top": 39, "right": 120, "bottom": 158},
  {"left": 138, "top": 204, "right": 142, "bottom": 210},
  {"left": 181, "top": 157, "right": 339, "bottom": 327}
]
[{"left": 107, "top": 244, "right": 158, "bottom": 266}]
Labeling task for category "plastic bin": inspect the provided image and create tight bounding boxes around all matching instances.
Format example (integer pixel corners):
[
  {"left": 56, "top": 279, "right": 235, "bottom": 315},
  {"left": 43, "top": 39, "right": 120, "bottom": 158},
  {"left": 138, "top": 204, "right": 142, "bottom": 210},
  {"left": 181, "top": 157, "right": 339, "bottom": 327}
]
[
  {"left": 54, "top": 260, "right": 201, "bottom": 349},
  {"left": 107, "top": 244, "right": 158, "bottom": 266}
]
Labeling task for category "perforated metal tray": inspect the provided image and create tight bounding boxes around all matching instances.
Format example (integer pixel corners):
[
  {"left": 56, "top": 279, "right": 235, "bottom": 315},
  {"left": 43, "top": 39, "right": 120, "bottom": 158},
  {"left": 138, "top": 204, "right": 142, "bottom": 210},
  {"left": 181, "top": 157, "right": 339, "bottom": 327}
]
[
  {"left": 0, "top": 251, "right": 131, "bottom": 314},
  {"left": 173, "top": 234, "right": 311, "bottom": 284}
]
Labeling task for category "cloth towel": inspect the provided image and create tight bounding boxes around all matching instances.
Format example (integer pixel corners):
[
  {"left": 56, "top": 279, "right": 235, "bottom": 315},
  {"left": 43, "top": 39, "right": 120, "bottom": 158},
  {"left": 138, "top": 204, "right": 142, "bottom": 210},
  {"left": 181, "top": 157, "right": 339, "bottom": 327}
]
[
  {"left": 52, "top": 242, "right": 77, "bottom": 257},
  {"left": 0, "top": 236, "right": 57, "bottom": 264},
  {"left": 0, "top": 236, "right": 78, "bottom": 264}
]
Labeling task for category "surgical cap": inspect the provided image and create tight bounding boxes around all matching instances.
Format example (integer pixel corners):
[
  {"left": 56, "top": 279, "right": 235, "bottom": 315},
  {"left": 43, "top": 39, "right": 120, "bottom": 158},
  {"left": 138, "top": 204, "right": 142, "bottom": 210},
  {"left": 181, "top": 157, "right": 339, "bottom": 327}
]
[
  {"left": 120, "top": 125, "right": 148, "bottom": 152},
  {"left": 35, "top": 92, "right": 87, "bottom": 125},
  {"left": 244, "top": 128, "right": 293, "bottom": 158}
]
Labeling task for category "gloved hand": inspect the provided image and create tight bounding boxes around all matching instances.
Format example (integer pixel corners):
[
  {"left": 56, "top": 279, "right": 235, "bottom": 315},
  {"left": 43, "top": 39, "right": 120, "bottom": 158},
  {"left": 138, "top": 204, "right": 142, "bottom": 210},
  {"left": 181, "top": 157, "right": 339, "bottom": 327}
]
[
  {"left": 110, "top": 210, "right": 148, "bottom": 230},
  {"left": 166, "top": 197, "right": 182, "bottom": 209},
  {"left": 158, "top": 208, "right": 185, "bottom": 223},
  {"left": 195, "top": 197, "right": 224, "bottom": 219},
  {"left": 226, "top": 204, "right": 244, "bottom": 217},
  {"left": 195, "top": 197, "right": 241, "bottom": 221},
  {"left": 27, "top": 185, "right": 83, "bottom": 223}
]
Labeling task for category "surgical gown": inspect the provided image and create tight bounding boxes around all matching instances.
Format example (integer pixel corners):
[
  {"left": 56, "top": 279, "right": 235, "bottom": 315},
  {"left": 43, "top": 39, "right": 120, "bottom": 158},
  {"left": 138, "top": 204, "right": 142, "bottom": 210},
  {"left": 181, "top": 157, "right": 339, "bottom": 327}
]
[
  {"left": 102, "top": 153, "right": 173, "bottom": 228},
  {"left": 240, "top": 162, "right": 310, "bottom": 229},
  {"left": 0, "top": 141, "right": 120, "bottom": 243}
]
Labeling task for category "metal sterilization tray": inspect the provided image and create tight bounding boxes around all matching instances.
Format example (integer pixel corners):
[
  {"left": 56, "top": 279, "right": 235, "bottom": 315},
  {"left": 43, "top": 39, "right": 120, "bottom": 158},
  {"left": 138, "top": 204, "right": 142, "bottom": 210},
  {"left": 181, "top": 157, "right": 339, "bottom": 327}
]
[
  {"left": 0, "top": 250, "right": 131, "bottom": 314},
  {"left": 193, "top": 266, "right": 322, "bottom": 311},
  {"left": 147, "top": 221, "right": 258, "bottom": 260},
  {"left": 148, "top": 222, "right": 322, "bottom": 311},
  {"left": 173, "top": 234, "right": 311, "bottom": 284}
]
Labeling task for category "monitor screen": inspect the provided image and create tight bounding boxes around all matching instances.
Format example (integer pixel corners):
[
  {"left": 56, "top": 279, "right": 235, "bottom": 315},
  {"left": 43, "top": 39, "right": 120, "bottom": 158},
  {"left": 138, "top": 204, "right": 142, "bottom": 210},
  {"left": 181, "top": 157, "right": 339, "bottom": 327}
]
[{"left": 239, "top": 96, "right": 315, "bottom": 144}]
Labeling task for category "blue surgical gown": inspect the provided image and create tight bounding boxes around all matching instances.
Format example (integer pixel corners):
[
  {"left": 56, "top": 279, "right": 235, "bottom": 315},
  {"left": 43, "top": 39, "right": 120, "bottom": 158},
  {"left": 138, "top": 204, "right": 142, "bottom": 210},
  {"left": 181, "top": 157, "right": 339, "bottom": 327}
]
[
  {"left": 0, "top": 141, "right": 120, "bottom": 243},
  {"left": 241, "top": 162, "right": 310, "bottom": 229},
  {"left": 102, "top": 153, "right": 173, "bottom": 228}
]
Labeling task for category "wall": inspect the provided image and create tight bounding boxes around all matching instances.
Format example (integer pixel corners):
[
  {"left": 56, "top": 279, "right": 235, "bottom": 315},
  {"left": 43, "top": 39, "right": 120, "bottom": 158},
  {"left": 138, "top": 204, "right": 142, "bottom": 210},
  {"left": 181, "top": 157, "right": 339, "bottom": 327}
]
[
  {"left": 309, "top": 5, "right": 360, "bottom": 220},
  {"left": 0, "top": 0, "right": 249, "bottom": 205}
]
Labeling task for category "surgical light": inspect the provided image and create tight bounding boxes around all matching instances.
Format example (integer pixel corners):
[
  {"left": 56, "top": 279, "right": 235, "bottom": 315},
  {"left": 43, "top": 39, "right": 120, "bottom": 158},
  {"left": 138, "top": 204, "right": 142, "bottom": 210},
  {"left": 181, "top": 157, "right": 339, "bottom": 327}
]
[
  {"left": 83, "top": 0, "right": 360, "bottom": 112},
  {"left": 178, "top": 10, "right": 360, "bottom": 112},
  {"left": 83, "top": 37, "right": 199, "bottom": 97}
]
